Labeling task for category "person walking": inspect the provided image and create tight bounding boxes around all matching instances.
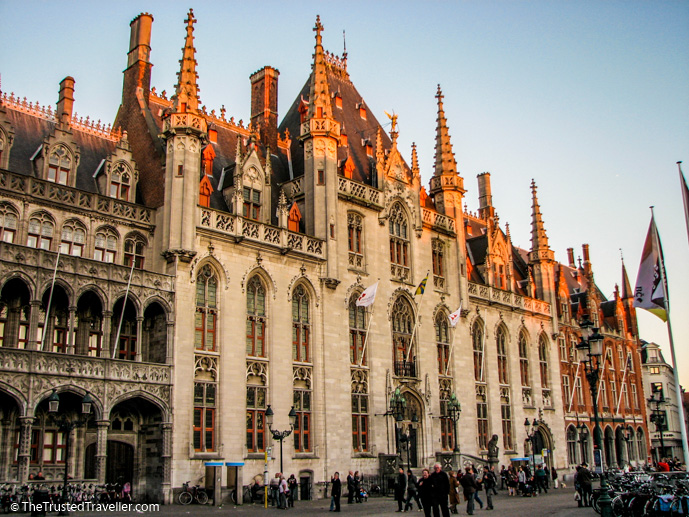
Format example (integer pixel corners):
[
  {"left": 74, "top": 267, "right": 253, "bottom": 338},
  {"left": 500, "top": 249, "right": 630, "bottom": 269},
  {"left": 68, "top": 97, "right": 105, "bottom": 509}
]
[
  {"left": 448, "top": 470, "right": 460, "bottom": 514},
  {"left": 394, "top": 467, "right": 407, "bottom": 512},
  {"left": 499, "top": 466, "right": 507, "bottom": 490},
  {"left": 535, "top": 465, "right": 547, "bottom": 494},
  {"left": 330, "top": 472, "right": 341, "bottom": 512},
  {"left": 430, "top": 463, "right": 451, "bottom": 517},
  {"left": 354, "top": 471, "right": 362, "bottom": 503},
  {"left": 517, "top": 466, "right": 527, "bottom": 496},
  {"left": 287, "top": 474, "right": 297, "bottom": 507},
  {"left": 347, "top": 471, "right": 355, "bottom": 504},
  {"left": 458, "top": 466, "right": 478, "bottom": 516},
  {"left": 543, "top": 465, "right": 550, "bottom": 490},
  {"left": 551, "top": 467, "right": 558, "bottom": 489},
  {"left": 404, "top": 469, "right": 423, "bottom": 512},
  {"left": 487, "top": 467, "right": 498, "bottom": 496},
  {"left": 481, "top": 468, "right": 495, "bottom": 510},
  {"left": 471, "top": 468, "right": 483, "bottom": 510},
  {"left": 417, "top": 469, "right": 434, "bottom": 517},
  {"left": 578, "top": 463, "right": 593, "bottom": 507},
  {"left": 278, "top": 474, "right": 288, "bottom": 509},
  {"left": 270, "top": 472, "right": 280, "bottom": 506}
]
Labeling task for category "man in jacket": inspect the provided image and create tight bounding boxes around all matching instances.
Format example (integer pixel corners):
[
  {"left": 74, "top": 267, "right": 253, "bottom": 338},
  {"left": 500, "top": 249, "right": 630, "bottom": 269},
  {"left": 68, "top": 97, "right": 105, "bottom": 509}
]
[
  {"left": 394, "top": 467, "right": 407, "bottom": 512},
  {"left": 404, "top": 469, "right": 422, "bottom": 511},
  {"left": 481, "top": 468, "right": 496, "bottom": 510},
  {"left": 430, "top": 463, "right": 451, "bottom": 517},
  {"left": 347, "top": 471, "right": 355, "bottom": 504},
  {"left": 459, "top": 466, "right": 478, "bottom": 515},
  {"left": 577, "top": 463, "right": 593, "bottom": 507}
]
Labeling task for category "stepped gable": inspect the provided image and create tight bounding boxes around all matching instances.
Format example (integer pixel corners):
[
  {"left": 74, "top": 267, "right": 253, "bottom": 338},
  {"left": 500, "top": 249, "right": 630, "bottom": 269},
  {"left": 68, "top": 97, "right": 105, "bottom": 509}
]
[
  {"left": 279, "top": 58, "right": 398, "bottom": 186},
  {"left": 3, "top": 94, "right": 117, "bottom": 194}
]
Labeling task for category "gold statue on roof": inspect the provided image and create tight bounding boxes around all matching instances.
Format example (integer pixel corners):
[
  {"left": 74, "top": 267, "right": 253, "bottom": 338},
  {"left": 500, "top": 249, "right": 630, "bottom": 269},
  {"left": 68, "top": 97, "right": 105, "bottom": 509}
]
[{"left": 384, "top": 110, "right": 398, "bottom": 133}]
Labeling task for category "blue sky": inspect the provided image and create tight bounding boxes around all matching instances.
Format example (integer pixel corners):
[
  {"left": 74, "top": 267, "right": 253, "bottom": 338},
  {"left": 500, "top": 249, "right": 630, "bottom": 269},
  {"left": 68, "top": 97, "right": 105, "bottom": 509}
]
[{"left": 2, "top": 1, "right": 688, "bottom": 384}]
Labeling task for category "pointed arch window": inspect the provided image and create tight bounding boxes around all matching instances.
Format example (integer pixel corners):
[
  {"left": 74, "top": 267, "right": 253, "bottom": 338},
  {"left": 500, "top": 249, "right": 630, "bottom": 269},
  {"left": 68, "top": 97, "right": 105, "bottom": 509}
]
[
  {"left": 195, "top": 265, "right": 218, "bottom": 352},
  {"left": 349, "top": 293, "right": 367, "bottom": 366},
  {"left": 519, "top": 332, "right": 530, "bottom": 387},
  {"left": 124, "top": 234, "right": 146, "bottom": 269},
  {"left": 0, "top": 203, "right": 19, "bottom": 243},
  {"left": 27, "top": 213, "right": 54, "bottom": 250},
  {"left": 351, "top": 369, "right": 369, "bottom": 452},
  {"left": 47, "top": 145, "right": 71, "bottom": 185},
  {"left": 348, "top": 212, "right": 364, "bottom": 269},
  {"left": 497, "top": 326, "right": 509, "bottom": 385},
  {"left": 392, "top": 297, "right": 415, "bottom": 377},
  {"left": 567, "top": 425, "right": 578, "bottom": 465},
  {"left": 293, "top": 368, "right": 312, "bottom": 452},
  {"left": 94, "top": 228, "right": 118, "bottom": 263},
  {"left": 194, "top": 357, "right": 217, "bottom": 452},
  {"left": 389, "top": 204, "right": 410, "bottom": 281},
  {"left": 473, "top": 321, "right": 485, "bottom": 382},
  {"left": 436, "top": 312, "right": 450, "bottom": 375},
  {"left": 538, "top": 336, "right": 549, "bottom": 388},
  {"left": 60, "top": 220, "right": 86, "bottom": 257},
  {"left": 246, "top": 276, "right": 266, "bottom": 357},
  {"left": 292, "top": 285, "right": 310, "bottom": 362},
  {"left": 110, "top": 162, "right": 131, "bottom": 201}
]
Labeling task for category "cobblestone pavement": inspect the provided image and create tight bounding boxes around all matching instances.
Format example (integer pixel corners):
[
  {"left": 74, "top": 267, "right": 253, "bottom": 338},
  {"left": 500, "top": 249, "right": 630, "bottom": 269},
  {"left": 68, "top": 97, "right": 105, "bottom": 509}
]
[{"left": 54, "top": 486, "right": 598, "bottom": 516}]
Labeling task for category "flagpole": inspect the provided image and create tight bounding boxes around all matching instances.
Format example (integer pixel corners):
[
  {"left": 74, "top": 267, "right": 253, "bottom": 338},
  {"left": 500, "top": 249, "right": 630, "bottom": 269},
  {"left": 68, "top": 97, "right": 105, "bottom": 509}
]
[
  {"left": 479, "top": 322, "right": 486, "bottom": 382},
  {"left": 679, "top": 162, "right": 689, "bottom": 247},
  {"left": 357, "top": 305, "right": 374, "bottom": 368},
  {"left": 41, "top": 245, "right": 62, "bottom": 351},
  {"left": 444, "top": 323, "right": 458, "bottom": 377},
  {"left": 112, "top": 260, "right": 136, "bottom": 360},
  {"left": 567, "top": 362, "right": 581, "bottom": 413},
  {"left": 652, "top": 207, "right": 689, "bottom": 471},
  {"left": 615, "top": 352, "right": 631, "bottom": 415},
  {"left": 405, "top": 270, "right": 429, "bottom": 362},
  {"left": 596, "top": 348, "right": 611, "bottom": 405}
]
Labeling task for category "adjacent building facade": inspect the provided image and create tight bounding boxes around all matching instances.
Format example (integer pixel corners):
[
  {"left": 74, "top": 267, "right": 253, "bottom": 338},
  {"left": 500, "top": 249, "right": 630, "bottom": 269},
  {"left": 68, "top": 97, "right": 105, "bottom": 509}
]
[{"left": 0, "top": 10, "right": 651, "bottom": 503}]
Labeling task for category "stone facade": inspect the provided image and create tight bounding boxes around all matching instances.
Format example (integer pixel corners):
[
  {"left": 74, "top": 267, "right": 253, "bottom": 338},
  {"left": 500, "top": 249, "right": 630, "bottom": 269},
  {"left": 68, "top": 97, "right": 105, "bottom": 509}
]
[{"left": 0, "top": 9, "right": 650, "bottom": 504}]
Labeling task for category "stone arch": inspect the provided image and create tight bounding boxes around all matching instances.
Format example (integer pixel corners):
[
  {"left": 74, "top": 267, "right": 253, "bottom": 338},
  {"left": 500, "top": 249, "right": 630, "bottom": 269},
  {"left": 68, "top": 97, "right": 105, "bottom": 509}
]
[
  {"left": 74, "top": 289, "right": 104, "bottom": 356},
  {"left": 344, "top": 280, "right": 365, "bottom": 308},
  {"left": 33, "top": 386, "right": 104, "bottom": 420},
  {"left": 241, "top": 265, "right": 277, "bottom": 300},
  {"left": 142, "top": 294, "right": 173, "bottom": 319},
  {"left": 0, "top": 382, "right": 28, "bottom": 415},
  {"left": 192, "top": 255, "right": 229, "bottom": 289},
  {"left": 75, "top": 283, "right": 108, "bottom": 308},
  {"left": 142, "top": 300, "right": 168, "bottom": 364},
  {"left": 111, "top": 291, "right": 142, "bottom": 316},
  {"left": 386, "top": 287, "right": 416, "bottom": 321},
  {"left": 107, "top": 390, "right": 170, "bottom": 422},
  {"left": 287, "top": 274, "right": 320, "bottom": 307},
  {"left": 0, "top": 270, "right": 36, "bottom": 298},
  {"left": 397, "top": 387, "right": 425, "bottom": 468},
  {"left": 39, "top": 277, "right": 74, "bottom": 303}
]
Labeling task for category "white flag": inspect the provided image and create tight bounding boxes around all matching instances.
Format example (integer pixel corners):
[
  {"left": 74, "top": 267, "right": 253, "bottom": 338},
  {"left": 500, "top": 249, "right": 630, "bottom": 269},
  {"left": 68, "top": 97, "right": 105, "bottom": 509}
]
[
  {"left": 356, "top": 282, "right": 378, "bottom": 307},
  {"left": 448, "top": 304, "right": 462, "bottom": 327},
  {"left": 633, "top": 216, "right": 667, "bottom": 322}
]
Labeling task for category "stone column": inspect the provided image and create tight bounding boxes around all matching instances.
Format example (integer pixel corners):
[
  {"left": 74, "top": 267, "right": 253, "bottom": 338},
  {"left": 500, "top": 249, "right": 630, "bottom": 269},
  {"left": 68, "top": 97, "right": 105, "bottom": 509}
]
[
  {"left": 161, "top": 423, "right": 173, "bottom": 504},
  {"left": 28, "top": 300, "right": 42, "bottom": 350},
  {"left": 166, "top": 322, "right": 175, "bottom": 364},
  {"left": 95, "top": 420, "right": 110, "bottom": 484},
  {"left": 17, "top": 416, "right": 34, "bottom": 481},
  {"left": 135, "top": 317, "right": 144, "bottom": 362},
  {"left": 0, "top": 417, "right": 12, "bottom": 481},
  {"left": 101, "top": 311, "right": 112, "bottom": 358},
  {"left": 67, "top": 305, "right": 77, "bottom": 354}
]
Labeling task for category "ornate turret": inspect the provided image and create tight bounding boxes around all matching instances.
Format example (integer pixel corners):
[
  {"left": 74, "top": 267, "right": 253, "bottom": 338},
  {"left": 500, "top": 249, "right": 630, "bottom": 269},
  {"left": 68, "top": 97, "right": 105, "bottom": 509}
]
[
  {"left": 529, "top": 180, "right": 554, "bottom": 262},
  {"left": 429, "top": 85, "right": 465, "bottom": 219},
  {"left": 171, "top": 9, "right": 200, "bottom": 114},
  {"left": 307, "top": 16, "right": 333, "bottom": 122}
]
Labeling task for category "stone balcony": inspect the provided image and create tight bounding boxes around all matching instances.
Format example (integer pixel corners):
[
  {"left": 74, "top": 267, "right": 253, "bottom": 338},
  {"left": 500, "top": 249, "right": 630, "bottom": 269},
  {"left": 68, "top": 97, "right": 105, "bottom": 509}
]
[
  {"left": 199, "top": 207, "right": 325, "bottom": 259},
  {"left": 467, "top": 282, "right": 551, "bottom": 317}
]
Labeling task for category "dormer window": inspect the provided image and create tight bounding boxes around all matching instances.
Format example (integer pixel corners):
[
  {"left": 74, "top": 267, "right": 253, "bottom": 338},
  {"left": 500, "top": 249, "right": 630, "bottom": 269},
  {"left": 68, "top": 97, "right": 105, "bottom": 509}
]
[
  {"left": 357, "top": 103, "right": 366, "bottom": 120},
  {"left": 298, "top": 101, "right": 308, "bottom": 123},
  {"left": 47, "top": 145, "right": 71, "bottom": 185},
  {"left": 208, "top": 129, "right": 218, "bottom": 143},
  {"left": 363, "top": 139, "right": 373, "bottom": 157},
  {"left": 340, "top": 132, "right": 348, "bottom": 146},
  {"left": 243, "top": 187, "right": 261, "bottom": 221},
  {"left": 110, "top": 163, "right": 131, "bottom": 201},
  {"left": 334, "top": 94, "right": 342, "bottom": 109}
]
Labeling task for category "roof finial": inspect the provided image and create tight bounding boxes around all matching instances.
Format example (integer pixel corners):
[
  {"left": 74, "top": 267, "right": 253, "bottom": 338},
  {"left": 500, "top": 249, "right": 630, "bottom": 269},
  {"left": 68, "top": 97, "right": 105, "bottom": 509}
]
[
  {"left": 411, "top": 142, "right": 419, "bottom": 177},
  {"left": 529, "top": 179, "right": 554, "bottom": 261},
  {"left": 171, "top": 8, "right": 200, "bottom": 113},
  {"left": 307, "top": 15, "right": 332, "bottom": 120},
  {"left": 433, "top": 84, "right": 457, "bottom": 177},
  {"left": 620, "top": 251, "right": 633, "bottom": 299}
]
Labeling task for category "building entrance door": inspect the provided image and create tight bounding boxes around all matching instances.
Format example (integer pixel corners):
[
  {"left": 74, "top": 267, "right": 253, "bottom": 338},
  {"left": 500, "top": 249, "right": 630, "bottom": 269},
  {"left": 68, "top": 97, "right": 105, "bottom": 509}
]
[{"left": 106, "top": 440, "right": 134, "bottom": 486}]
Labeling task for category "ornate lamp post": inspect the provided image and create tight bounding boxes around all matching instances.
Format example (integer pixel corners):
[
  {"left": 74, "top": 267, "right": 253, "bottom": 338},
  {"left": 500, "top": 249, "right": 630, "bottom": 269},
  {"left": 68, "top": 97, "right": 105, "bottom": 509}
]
[
  {"left": 648, "top": 390, "right": 666, "bottom": 462},
  {"left": 47, "top": 390, "right": 93, "bottom": 516},
  {"left": 389, "top": 388, "right": 407, "bottom": 467},
  {"left": 524, "top": 418, "right": 539, "bottom": 469},
  {"left": 447, "top": 393, "right": 462, "bottom": 453},
  {"left": 265, "top": 405, "right": 297, "bottom": 474},
  {"left": 575, "top": 318, "right": 611, "bottom": 517}
]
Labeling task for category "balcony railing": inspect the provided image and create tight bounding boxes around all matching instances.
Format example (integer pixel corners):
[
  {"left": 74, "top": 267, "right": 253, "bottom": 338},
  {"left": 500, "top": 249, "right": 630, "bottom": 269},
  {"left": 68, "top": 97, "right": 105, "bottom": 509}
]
[
  {"left": 394, "top": 360, "right": 417, "bottom": 378},
  {"left": 467, "top": 282, "right": 551, "bottom": 316}
]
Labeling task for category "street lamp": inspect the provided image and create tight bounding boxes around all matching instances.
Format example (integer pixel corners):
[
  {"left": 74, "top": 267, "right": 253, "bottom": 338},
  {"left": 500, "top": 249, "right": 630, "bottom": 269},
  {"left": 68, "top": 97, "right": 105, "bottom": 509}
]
[
  {"left": 398, "top": 414, "right": 419, "bottom": 472},
  {"left": 575, "top": 318, "right": 611, "bottom": 517},
  {"left": 648, "top": 390, "right": 666, "bottom": 462},
  {"left": 47, "top": 390, "right": 93, "bottom": 516},
  {"left": 265, "top": 405, "right": 297, "bottom": 474},
  {"left": 447, "top": 393, "right": 462, "bottom": 453},
  {"left": 389, "top": 388, "right": 408, "bottom": 468},
  {"left": 524, "top": 418, "right": 539, "bottom": 470}
]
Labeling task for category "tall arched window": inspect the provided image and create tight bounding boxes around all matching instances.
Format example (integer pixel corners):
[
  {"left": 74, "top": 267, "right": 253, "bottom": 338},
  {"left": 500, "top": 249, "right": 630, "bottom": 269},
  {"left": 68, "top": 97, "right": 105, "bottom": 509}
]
[
  {"left": 47, "top": 145, "right": 72, "bottom": 185},
  {"left": 392, "top": 297, "right": 415, "bottom": 377},
  {"left": 389, "top": 204, "right": 410, "bottom": 281},
  {"left": 497, "top": 326, "right": 509, "bottom": 384},
  {"left": 124, "top": 234, "right": 146, "bottom": 269},
  {"left": 292, "top": 285, "right": 310, "bottom": 362},
  {"left": 195, "top": 265, "right": 218, "bottom": 352},
  {"left": 293, "top": 367, "right": 312, "bottom": 452},
  {"left": 436, "top": 312, "right": 450, "bottom": 375},
  {"left": 473, "top": 321, "right": 484, "bottom": 382},
  {"left": 27, "top": 212, "right": 54, "bottom": 250},
  {"left": 519, "top": 331, "right": 530, "bottom": 387},
  {"left": 636, "top": 428, "right": 645, "bottom": 461},
  {"left": 60, "top": 220, "right": 86, "bottom": 257},
  {"left": 94, "top": 227, "right": 118, "bottom": 263},
  {"left": 538, "top": 335, "right": 549, "bottom": 388},
  {"left": 347, "top": 212, "right": 364, "bottom": 269},
  {"left": 349, "top": 294, "right": 367, "bottom": 365},
  {"left": 0, "top": 203, "right": 18, "bottom": 243},
  {"left": 567, "top": 425, "right": 578, "bottom": 465},
  {"left": 246, "top": 276, "right": 266, "bottom": 357}
]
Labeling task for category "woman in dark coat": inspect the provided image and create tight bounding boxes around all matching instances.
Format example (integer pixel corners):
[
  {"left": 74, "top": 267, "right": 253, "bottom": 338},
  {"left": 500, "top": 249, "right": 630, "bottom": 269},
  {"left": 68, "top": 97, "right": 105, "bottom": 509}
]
[
  {"left": 448, "top": 471, "right": 461, "bottom": 514},
  {"left": 330, "top": 472, "right": 342, "bottom": 512},
  {"left": 417, "top": 468, "right": 434, "bottom": 517},
  {"left": 394, "top": 467, "right": 407, "bottom": 512}
]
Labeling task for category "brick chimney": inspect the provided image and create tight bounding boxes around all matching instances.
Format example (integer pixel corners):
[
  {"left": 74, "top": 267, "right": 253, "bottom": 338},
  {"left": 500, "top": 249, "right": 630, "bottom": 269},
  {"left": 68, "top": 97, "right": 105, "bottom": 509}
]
[
  {"left": 56, "top": 77, "right": 75, "bottom": 127},
  {"left": 477, "top": 172, "right": 495, "bottom": 220},
  {"left": 250, "top": 66, "right": 279, "bottom": 151},
  {"left": 567, "top": 248, "right": 575, "bottom": 268},
  {"left": 126, "top": 13, "right": 154, "bottom": 92}
]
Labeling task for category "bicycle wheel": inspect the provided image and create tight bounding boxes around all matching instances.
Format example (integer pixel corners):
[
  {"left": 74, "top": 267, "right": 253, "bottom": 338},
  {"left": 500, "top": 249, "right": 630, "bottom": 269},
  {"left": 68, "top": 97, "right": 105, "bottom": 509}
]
[
  {"left": 611, "top": 495, "right": 625, "bottom": 517},
  {"left": 178, "top": 491, "right": 193, "bottom": 505},
  {"left": 196, "top": 491, "right": 209, "bottom": 505}
]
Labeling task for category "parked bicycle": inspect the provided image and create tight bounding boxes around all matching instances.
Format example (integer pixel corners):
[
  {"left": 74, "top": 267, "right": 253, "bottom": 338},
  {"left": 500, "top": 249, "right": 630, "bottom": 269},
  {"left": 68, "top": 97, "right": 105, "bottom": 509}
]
[{"left": 178, "top": 481, "right": 208, "bottom": 505}]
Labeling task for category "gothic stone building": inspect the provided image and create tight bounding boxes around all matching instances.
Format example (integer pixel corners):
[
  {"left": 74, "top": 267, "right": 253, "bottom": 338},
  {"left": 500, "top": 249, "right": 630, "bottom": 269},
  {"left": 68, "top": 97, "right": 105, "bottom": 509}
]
[{"left": 0, "top": 10, "right": 650, "bottom": 503}]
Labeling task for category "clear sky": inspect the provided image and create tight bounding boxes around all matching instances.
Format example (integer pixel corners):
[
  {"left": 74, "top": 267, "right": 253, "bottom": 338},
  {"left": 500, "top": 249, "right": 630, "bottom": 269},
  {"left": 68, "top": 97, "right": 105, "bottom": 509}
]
[{"left": 2, "top": 1, "right": 688, "bottom": 385}]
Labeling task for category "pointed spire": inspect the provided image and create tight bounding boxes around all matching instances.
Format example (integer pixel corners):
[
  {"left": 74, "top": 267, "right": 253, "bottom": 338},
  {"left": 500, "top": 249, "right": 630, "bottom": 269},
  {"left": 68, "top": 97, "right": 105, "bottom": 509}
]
[
  {"left": 434, "top": 85, "right": 457, "bottom": 177},
  {"left": 621, "top": 258, "right": 633, "bottom": 299},
  {"left": 411, "top": 142, "right": 419, "bottom": 178},
  {"left": 376, "top": 127, "right": 384, "bottom": 163},
  {"left": 308, "top": 15, "right": 333, "bottom": 120},
  {"left": 530, "top": 179, "right": 554, "bottom": 261},
  {"left": 171, "top": 9, "right": 200, "bottom": 113}
]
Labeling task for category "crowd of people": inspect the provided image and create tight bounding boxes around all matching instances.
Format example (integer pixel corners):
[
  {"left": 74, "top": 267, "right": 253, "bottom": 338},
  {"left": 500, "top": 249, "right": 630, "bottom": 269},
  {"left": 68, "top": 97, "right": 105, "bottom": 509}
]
[
  {"left": 267, "top": 472, "right": 299, "bottom": 509},
  {"left": 498, "top": 463, "right": 557, "bottom": 497}
]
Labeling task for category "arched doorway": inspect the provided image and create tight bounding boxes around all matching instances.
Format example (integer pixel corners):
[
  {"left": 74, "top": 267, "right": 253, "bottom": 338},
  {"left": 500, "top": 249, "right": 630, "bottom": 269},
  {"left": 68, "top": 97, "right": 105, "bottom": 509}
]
[{"left": 396, "top": 390, "right": 423, "bottom": 468}]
